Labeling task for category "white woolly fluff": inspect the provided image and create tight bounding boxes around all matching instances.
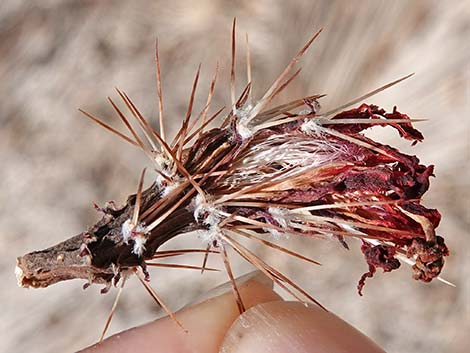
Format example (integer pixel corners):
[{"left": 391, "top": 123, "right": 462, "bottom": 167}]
[
  {"left": 266, "top": 229, "right": 287, "bottom": 239},
  {"left": 121, "top": 219, "right": 134, "bottom": 243},
  {"left": 235, "top": 104, "right": 254, "bottom": 140},
  {"left": 301, "top": 118, "right": 323, "bottom": 136},
  {"left": 265, "top": 207, "right": 291, "bottom": 239},
  {"left": 193, "top": 194, "right": 221, "bottom": 226},
  {"left": 237, "top": 119, "right": 254, "bottom": 140},
  {"left": 161, "top": 180, "right": 181, "bottom": 197},
  {"left": 222, "top": 132, "right": 344, "bottom": 186},
  {"left": 268, "top": 207, "right": 289, "bottom": 228},
  {"left": 132, "top": 234, "right": 148, "bottom": 257},
  {"left": 298, "top": 109, "right": 312, "bottom": 115},
  {"left": 193, "top": 194, "right": 224, "bottom": 245},
  {"left": 196, "top": 224, "right": 221, "bottom": 244},
  {"left": 121, "top": 219, "right": 148, "bottom": 257},
  {"left": 155, "top": 173, "right": 166, "bottom": 189},
  {"left": 154, "top": 152, "right": 176, "bottom": 193},
  {"left": 154, "top": 152, "right": 172, "bottom": 171}
]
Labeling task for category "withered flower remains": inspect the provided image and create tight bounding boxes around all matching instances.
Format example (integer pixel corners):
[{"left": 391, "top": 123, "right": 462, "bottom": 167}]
[{"left": 16, "top": 23, "right": 449, "bottom": 335}]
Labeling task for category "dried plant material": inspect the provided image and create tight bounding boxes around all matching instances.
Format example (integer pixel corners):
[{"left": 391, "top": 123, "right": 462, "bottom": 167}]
[{"left": 16, "top": 21, "right": 449, "bottom": 336}]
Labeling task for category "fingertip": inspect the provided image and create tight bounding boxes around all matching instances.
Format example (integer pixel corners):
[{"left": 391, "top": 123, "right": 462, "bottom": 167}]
[
  {"left": 82, "top": 271, "right": 281, "bottom": 353},
  {"left": 220, "top": 301, "right": 385, "bottom": 353}
]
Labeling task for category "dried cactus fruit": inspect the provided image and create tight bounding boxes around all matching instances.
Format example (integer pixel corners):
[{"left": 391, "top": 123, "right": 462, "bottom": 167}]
[{"left": 16, "top": 21, "right": 449, "bottom": 339}]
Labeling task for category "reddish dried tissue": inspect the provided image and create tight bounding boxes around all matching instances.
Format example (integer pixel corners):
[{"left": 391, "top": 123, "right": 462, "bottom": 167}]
[{"left": 16, "top": 98, "right": 449, "bottom": 297}]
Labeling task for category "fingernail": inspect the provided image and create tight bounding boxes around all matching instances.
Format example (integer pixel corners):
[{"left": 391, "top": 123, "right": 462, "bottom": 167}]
[
  {"left": 220, "top": 302, "right": 285, "bottom": 353},
  {"left": 220, "top": 301, "right": 386, "bottom": 353},
  {"left": 187, "top": 270, "right": 271, "bottom": 307}
]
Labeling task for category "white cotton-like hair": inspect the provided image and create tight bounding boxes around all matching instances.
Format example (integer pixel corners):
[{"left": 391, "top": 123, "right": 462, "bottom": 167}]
[
  {"left": 132, "top": 234, "right": 148, "bottom": 256},
  {"left": 121, "top": 219, "right": 134, "bottom": 243},
  {"left": 155, "top": 173, "right": 166, "bottom": 190},
  {"left": 196, "top": 224, "right": 221, "bottom": 245},
  {"left": 237, "top": 121, "right": 254, "bottom": 140},
  {"left": 121, "top": 218, "right": 148, "bottom": 246},
  {"left": 265, "top": 228, "right": 285, "bottom": 239},
  {"left": 154, "top": 152, "right": 177, "bottom": 193},
  {"left": 265, "top": 207, "right": 291, "bottom": 239},
  {"left": 222, "top": 131, "right": 345, "bottom": 186},
  {"left": 268, "top": 206, "right": 289, "bottom": 228},
  {"left": 193, "top": 194, "right": 224, "bottom": 245},
  {"left": 193, "top": 194, "right": 221, "bottom": 227},
  {"left": 154, "top": 152, "right": 171, "bottom": 171},
  {"left": 234, "top": 104, "right": 255, "bottom": 140},
  {"left": 161, "top": 180, "right": 181, "bottom": 197},
  {"left": 301, "top": 118, "right": 323, "bottom": 136},
  {"left": 192, "top": 194, "right": 203, "bottom": 221}
]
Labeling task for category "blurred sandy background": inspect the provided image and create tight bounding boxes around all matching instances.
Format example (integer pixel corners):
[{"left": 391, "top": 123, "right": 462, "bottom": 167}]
[{"left": 1, "top": 1, "right": 469, "bottom": 352}]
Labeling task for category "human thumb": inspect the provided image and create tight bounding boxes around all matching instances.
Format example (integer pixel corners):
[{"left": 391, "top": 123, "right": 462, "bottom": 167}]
[{"left": 219, "top": 301, "right": 385, "bottom": 353}]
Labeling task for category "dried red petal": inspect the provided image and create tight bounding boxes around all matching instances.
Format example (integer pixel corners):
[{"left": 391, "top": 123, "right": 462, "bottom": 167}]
[
  {"left": 358, "top": 243, "right": 401, "bottom": 295},
  {"left": 327, "top": 104, "right": 424, "bottom": 143}
]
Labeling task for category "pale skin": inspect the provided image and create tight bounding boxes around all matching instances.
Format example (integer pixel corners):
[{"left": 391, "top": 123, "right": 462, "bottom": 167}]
[{"left": 81, "top": 271, "right": 385, "bottom": 353}]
